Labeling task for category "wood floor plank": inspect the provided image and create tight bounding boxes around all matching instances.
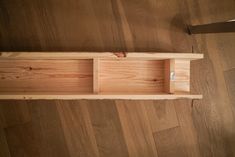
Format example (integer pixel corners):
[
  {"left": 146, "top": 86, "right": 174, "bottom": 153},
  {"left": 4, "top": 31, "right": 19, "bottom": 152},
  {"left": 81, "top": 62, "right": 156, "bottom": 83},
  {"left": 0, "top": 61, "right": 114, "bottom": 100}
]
[
  {"left": 1, "top": 0, "right": 235, "bottom": 156},
  {"left": 0, "top": 101, "right": 31, "bottom": 128},
  {"left": 144, "top": 100, "right": 179, "bottom": 132},
  {"left": 182, "top": 0, "right": 235, "bottom": 156},
  {"left": 215, "top": 34, "right": 235, "bottom": 71},
  {"left": 5, "top": 123, "right": 40, "bottom": 157},
  {"left": 224, "top": 68, "right": 235, "bottom": 124},
  {"left": 5, "top": 101, "right": 70, "bottom": 157},
  {"left": 174, "top": 100, "right": 201, "bottom": 157},
  {"left": 0, "top": 60, "right": 93, "bottom": 92},
  {"left": 0, "top": 129, "right": 11, "bottom": 157},
  {"left": 87, "top": 100, "right": 129, "bottom": 157},
  {"left": 99, "top": 60, "right": 165, "bottom": 93},
  {"left": 116, "top": 100, "right": 158, "bottom": 157},
  {"left": 56, "top": 100, "right": 99, "bottom": 157},
  {"left": 224, "top": 69, "right": 235, "bottom": 155},
  {"left": 154, "top": 126, "right": 187, "bottom": 157},
  {"left": 154, "top": 0, "right": 193, "bottom": 52},
  {"left": 191, "top": 36, "right": 235, "bottom": 157},
  {"left": 0, "top": 107, "right": 6, "bottom": 128}
]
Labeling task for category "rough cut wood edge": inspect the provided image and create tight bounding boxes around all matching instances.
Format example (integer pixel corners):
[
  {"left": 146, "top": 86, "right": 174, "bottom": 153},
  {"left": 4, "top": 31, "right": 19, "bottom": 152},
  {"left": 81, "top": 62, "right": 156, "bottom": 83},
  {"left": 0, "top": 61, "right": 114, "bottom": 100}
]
[
  {"left": 0, "top": 94, "right": 202, "bottom": 100},
  {"left": 0, "top": 52, "right": 203, "bottom": 60}
]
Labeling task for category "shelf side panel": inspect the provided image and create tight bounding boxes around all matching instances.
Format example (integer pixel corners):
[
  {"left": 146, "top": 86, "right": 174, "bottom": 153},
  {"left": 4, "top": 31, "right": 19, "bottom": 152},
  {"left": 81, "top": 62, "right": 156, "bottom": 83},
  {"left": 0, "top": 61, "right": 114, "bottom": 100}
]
[{"left": 0, "top": 92, "right": 203, "bottom": 100}]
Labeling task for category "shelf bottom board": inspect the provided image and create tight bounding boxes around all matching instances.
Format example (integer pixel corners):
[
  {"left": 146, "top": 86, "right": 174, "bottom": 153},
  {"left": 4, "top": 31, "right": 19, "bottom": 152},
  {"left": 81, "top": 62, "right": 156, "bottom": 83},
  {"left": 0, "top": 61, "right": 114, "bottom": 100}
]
[{"left": 0, "top": 94, "right": 202, "bottom": 100}]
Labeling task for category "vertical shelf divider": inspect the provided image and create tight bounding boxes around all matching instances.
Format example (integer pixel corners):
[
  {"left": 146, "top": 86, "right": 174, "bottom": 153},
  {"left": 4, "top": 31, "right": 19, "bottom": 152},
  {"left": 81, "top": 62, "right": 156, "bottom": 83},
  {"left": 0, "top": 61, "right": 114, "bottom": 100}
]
[
  {"left": 93, "top": 58, "right": 99, "bottom": 94},
  {"left": 164, "top": 59, "right": 175, "bottom": 94}
]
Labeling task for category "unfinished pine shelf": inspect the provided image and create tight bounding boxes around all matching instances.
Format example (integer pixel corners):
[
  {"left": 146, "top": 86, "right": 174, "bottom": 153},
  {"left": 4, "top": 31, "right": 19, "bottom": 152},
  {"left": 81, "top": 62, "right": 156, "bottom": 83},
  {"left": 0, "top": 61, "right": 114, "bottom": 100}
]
[{"left": 0, "top": 52, "right": 203, "bottom": 100}]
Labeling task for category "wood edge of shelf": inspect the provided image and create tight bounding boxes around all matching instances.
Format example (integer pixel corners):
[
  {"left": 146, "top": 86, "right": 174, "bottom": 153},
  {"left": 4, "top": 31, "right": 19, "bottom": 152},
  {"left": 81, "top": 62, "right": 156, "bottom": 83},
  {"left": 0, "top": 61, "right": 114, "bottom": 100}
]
[
  {"left": 0, "top": 94, "right": 203, "bottom": 100},
  {"left": 0, "top": 52, "right": 204, "bottom": 60},
  {"left": 93, "top": 58, "right": 99, "bottom": 93}
]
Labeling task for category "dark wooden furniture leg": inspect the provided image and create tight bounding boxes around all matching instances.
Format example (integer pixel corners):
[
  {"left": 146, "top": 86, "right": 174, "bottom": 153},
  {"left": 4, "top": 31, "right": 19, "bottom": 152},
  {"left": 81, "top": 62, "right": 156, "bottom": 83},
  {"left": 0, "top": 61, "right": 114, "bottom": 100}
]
[{"left": 188, "top": 21, "right": 235, "bottom": 34}]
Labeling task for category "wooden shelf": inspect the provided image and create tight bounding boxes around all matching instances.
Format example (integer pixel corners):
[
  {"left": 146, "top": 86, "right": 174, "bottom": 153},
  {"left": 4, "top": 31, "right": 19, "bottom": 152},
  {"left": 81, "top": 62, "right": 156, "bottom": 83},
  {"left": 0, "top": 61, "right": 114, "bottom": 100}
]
[{"left": 0, "top": 52, "right": 203, "bottom": 100}]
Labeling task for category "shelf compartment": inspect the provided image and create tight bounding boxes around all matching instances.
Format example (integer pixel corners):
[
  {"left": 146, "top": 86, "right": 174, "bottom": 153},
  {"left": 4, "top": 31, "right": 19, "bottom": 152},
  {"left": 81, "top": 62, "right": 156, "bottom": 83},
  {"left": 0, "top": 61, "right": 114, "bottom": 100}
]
[
  {"left": 0, "top": 59, "right": 93, "bottom": 93},
  {"left": 0, "top": 52, "right": 203, "bottom": 100},
  {"left": 98, "top": 59, "right": 165, "bottom": 94}
]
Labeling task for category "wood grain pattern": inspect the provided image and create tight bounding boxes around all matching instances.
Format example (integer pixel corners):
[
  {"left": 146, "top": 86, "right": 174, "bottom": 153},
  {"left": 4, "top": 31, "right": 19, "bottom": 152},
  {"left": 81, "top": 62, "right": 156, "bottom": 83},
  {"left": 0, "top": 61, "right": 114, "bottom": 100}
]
[
  {"left": 0, "top": 101, "right": 31, "bottom": 128},
  {"left": 190, "top": 34, "right": 235, "bottom": 156},
  {"left": 0, "top": 60, "right": 93, "bottom": 92},
  {"left": 174, "top": 100, "right": 201, "bottom": 157},
  {"left": 93, "top": 58, "right": 99, "bottom": 93},
  {"left": 56, "top": 101, "right": 99, "bottom": 157},
  {"left": 0, "top": 93, "right": 203, "bottom": 100},
  {"left": 4, "top": 123, "right": 40, "bottom": 157},
  {"left": 174, "top": 59, "right": 190, "bottom": 92},
  {"left": 0, "top": 0, "right": 235, "bottom": 156},
  {"left": 0, "top": 54, "right": 202, "bottom": 99},
  {"left": 5, "top": 101, "right": 70, "bottom": 157},
  {"left": 154, "top": 127, "right": 188, "bottom": 157},
  {"left": 164, "top": 59, "right": 175, "bottom": 93},
  {"left": 99, "top": 59, "right": 165, "bottom": 93},
  {"left": 144, "top": 100, "right": 179, "bottom": 132},
  {"left": 87, "top": 100, "right": 129, "bottom": 157},
  {"left": 0, "top": 52, "right": 203, "bottom": 60},
  {"left": 116, "top": 100, "right": 158, "bottom": 157}
]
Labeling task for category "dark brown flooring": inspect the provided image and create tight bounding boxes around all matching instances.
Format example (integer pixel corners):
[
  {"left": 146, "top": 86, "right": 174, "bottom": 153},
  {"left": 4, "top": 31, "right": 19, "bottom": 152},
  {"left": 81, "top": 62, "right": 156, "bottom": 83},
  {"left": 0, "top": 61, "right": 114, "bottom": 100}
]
[{"left": 0, "top": 0, "right": 235, "bottom": 156}]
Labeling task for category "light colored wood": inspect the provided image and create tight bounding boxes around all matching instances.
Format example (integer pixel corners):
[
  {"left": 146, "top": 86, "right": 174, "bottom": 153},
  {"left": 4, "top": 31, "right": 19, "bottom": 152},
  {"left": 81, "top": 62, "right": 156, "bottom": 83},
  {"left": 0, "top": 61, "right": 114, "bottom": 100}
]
[
  {"left": 0, "top": 93, "right": 202, "bottom": 100},
  {"left": 224, "top": 68, "right": 235, "bottom": 111},
  {"left": 87, "top": 100, "right": 129, "bottom": 157},
  {"left": 0, "top": 59, "right": 93, "bottom": 92},
  {"left": 164, "top": 59, "right": 175, "bottom": 93},
  {"left": 1, "top": 0, "right": 235, "bottom": 155},
  {"left": 0, "top": 52, "right": 203, "bottom": 60},
  {"left": 0, "top": 52, "right": 203, "bottom": 100},
  {"left": 93, "top": 58, "right": 99, "bottom": 93},
  {"left": 4, "top": 101, "right": 71, "bottom": 157},
  {"left": 56, "top": 101, "right": 100, "bottom": 157},
  {"left": 174, "top": 60, "right": 190, "bottom": 93},
  {"left": 154, "top": 126, "right": 188, "bottom": 157},
  {"left": 0, "top": 101, "right": 31, "bottom": 128},
  {"left": 190, "top": 34, "right": 235, "bottom": 156},
  {"left": 99, "top": 59, "right": 165, "bottom": 93}
]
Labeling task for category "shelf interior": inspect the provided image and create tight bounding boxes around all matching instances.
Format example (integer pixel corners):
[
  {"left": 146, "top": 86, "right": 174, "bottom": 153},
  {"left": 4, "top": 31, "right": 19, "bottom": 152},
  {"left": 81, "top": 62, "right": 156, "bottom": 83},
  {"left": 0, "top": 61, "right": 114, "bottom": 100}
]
[
  {"left": 97, "top": 59, "right": 165, "bottom": 94},
  {"left": 0, "top": 58, "right": 191, "bottom": 95},
  {"left": 0, "top": 59, "right": 93, "bottom": 93}
]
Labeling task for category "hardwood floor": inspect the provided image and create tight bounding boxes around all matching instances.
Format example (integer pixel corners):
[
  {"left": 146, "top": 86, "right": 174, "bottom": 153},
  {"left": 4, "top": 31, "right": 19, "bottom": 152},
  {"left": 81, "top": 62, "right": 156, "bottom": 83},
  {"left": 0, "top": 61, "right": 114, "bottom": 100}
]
[{"left": 0, "top": 0, "right": 235, "bottom": 156}]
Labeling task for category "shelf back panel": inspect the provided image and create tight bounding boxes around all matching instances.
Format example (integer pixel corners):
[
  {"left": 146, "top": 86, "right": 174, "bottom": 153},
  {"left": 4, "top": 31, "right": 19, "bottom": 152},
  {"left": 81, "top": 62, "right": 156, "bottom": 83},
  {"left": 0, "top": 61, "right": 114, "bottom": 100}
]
[
  {"left": 0, "top": 59, "right": 93, "bottom": 93},
  {"left": 99, "top": 59, "right": 165, "bottom": 93}
]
